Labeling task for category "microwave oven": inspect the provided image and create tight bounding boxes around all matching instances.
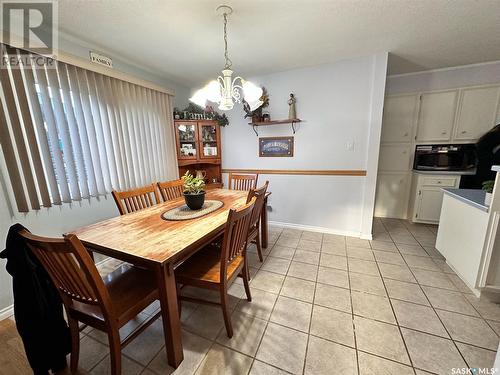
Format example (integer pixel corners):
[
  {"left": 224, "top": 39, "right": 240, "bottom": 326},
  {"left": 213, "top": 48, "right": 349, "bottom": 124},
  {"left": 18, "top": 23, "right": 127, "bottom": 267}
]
[{"left": 413, "top": 144, "right": 477, "bottom": 171}]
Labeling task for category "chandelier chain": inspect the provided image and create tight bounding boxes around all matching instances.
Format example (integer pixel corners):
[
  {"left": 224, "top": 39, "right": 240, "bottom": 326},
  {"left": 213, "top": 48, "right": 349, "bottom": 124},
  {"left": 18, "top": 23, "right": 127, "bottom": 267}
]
[{"left": 223, "top": 12, "right": 232, "bottom": 69}]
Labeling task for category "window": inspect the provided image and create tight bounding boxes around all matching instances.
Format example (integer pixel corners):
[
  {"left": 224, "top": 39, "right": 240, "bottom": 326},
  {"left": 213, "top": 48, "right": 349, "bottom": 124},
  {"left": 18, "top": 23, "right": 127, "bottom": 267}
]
[{"left": 0, "top": 44, "right": 177, "bottom": 212}]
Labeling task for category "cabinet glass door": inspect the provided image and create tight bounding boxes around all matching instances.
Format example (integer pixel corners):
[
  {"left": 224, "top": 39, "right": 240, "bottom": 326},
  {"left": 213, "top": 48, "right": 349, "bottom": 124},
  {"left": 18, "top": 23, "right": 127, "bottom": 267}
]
[
  {"left": 176, "top": 123, "right": 197, "bottom": 160},
  {"left": 198, "top": 123, "right": 219, "bottom": 159}
]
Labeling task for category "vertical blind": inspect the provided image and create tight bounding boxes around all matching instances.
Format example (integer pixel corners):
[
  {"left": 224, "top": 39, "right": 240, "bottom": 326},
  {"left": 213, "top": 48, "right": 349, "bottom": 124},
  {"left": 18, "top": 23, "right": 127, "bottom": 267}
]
[{"left": 0, "top": 44, "right": 178, "bottom": 212}]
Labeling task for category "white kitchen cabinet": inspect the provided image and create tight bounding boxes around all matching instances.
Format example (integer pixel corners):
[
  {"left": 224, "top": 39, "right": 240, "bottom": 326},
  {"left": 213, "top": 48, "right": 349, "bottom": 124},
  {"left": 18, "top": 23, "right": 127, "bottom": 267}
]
[
  {"left": 410, "top": 173, "right": 461, "bottom": 224},
  {"left": 378, "top": 144, "right": 412, "bottom": 172},
  {"left": 381, "top": 95, "right": 417, "bottom": 143},
  {"left": 376, "top": 82, "right": 500, "bottom": 221},
  {"left": 415, "top": 189, "right": 445, "bottom": 222},
  {"left": 416, "top": 91, "right": 458, "bottom": 142},
  {"left": 375, "top": 173, "right": 410, "bottom": 219},
  {"left": 454, "top": 86, "right": 500, "bottom": 141}
]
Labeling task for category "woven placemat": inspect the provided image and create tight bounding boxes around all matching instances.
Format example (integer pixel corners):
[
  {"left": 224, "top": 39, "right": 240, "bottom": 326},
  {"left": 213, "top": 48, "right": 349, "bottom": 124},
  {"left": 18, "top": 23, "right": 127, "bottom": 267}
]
[{"left": 161, "top": 200, "right": 224, "bottom": 221}]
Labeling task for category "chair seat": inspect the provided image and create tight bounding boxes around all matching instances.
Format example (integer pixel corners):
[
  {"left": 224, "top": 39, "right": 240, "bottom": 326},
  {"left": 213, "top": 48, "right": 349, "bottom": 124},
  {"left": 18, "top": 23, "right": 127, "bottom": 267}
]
[
  {"left": 176, "top": 246, "right": 244, "bottom": 285},
  {"left": 69, "top": 264, "right": 158, "bottom": 327}
]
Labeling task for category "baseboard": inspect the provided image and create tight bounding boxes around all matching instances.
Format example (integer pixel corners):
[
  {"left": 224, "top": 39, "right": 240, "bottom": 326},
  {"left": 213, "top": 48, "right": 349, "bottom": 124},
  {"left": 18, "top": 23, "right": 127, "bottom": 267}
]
[
  {"left": 268, "top": 220, "right": 369, "bottom": 239},
  {"left": 0, "top": 305, "right": 14, "bottom": 321},
  {"left": 0, "top": 256, "right": 113, "bottom": 321},
  {"left": 373, "top": 214, "right": 408, "bottom": 220}
]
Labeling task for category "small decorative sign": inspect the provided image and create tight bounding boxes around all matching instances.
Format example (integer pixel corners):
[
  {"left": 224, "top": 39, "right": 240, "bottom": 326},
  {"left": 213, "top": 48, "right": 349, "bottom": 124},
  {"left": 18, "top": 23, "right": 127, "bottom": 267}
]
[
  {"left": 259, "top": 137, "right": 294, "bottom": 157},
  {"left": 89, "top": 51, "right": 113, "bottom": 68}
]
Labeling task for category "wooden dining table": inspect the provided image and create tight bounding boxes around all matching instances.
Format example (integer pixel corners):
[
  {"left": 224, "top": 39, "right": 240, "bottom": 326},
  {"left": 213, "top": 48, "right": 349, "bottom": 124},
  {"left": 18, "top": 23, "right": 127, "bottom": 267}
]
[{"left": 69, "top": 188, "right": 270, "bottom": 368}]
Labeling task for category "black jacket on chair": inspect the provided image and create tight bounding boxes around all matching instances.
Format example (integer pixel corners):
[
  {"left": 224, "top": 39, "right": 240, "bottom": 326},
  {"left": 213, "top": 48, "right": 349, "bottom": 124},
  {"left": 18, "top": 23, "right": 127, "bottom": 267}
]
[{"left": 0, "top": 224, "right": 71, "bottom": 375}]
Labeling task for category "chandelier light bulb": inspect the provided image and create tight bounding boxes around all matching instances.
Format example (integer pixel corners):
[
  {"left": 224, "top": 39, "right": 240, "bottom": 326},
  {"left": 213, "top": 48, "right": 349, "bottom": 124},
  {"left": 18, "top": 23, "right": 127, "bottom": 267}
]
[
  {"left": 247, "top": 99, "right": 264, "bottom": 112},
  {"left": 189, "top": 88, "right": 208, "bottom": 108},
  {"left": 242, "top": 80, "right": 263, "bottom": 103},
  {"left": 205, "top": 80, "right": 222, "bottom": 103}
]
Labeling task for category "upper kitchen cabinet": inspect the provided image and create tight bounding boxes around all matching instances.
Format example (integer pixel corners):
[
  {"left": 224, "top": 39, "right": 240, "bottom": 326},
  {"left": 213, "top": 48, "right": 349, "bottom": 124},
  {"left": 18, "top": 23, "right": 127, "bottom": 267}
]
[
  {"left": 381, "top": 95, "right": 417, "bottom": 143},
  {"left": 454, "top": 86, "right": 500, "bottom": 141},
  {"left": 416, "top": 90, "right": 458, "bottom": 142}
]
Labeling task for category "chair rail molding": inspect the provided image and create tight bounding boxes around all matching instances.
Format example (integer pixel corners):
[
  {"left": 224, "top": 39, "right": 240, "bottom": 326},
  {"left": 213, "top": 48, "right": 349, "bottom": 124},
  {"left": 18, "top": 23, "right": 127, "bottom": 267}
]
[{"left": 221, "top": 169, "right": 367, "bottom": 176}]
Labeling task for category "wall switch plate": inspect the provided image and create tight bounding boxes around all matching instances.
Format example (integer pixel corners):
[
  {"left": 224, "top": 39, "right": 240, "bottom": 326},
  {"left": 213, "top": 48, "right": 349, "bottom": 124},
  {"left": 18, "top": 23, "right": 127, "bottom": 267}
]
[{"left": 346, "top": 141, "right": 355, "bottom": 151}]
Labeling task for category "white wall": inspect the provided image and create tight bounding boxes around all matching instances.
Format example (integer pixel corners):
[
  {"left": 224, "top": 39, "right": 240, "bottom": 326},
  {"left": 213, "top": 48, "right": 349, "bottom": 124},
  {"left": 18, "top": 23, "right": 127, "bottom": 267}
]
[
  {"left": 386, "top": 60, "right": 500, "bottom": 94},
  {"left": 0, "top": 34, "right": 190, "bottom": 314},
  {"left": 220, "top": 53, "right": 388, "bottom": 238}
]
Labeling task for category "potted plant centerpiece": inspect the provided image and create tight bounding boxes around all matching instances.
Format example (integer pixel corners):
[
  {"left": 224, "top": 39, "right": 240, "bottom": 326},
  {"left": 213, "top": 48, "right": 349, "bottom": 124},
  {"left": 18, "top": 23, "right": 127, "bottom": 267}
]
[
  {"left": 483, "top": 180, "right": 494, "bottom": 206},
  {"left": 182, "top": 171, "right": 206, "bottom": 210}
]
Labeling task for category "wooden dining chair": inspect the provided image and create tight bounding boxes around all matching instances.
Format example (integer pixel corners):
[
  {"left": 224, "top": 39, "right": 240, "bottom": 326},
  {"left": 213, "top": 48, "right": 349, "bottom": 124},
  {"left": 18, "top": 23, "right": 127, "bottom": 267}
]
[
  {"left": 157, "top": 179, "right": 184, "bottom": 202},
  {"left": 19, "top": 230, "right": 161, "bottom": 375},
  {"left": 228, "top": 173, "right": 258, "bottom": 190},
  {"left": 175, "top": 199, "right": 256, "bottom": 338},
  {"left": 112, "top": 184, "right": 160, "bottom": 215},
  {"left": 246, "top": 181, "right": 270, "bottom": 262}
]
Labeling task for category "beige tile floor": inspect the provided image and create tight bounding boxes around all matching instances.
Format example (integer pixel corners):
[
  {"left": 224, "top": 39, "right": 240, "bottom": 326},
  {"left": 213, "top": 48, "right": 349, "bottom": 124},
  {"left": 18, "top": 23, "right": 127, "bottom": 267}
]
[{"left": 68, "top": 218, "right": 500, "bottom": 374}]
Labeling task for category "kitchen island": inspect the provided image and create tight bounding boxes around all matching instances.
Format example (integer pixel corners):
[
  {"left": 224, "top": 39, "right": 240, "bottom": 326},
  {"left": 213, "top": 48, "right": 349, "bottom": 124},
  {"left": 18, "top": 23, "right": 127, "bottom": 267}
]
[
  {"left": 441, "top": 188, "right": 488, "bottom": 212},
  {"left": 436, "top": 189, "right": 489, "bottom": 295},
  {"left": 436, "top": 166, "right": 500, "bottom": 296}
]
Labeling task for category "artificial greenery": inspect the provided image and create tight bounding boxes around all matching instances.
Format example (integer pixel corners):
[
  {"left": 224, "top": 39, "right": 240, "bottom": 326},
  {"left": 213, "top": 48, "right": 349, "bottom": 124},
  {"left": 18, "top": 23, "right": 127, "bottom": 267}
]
[
  {"left": 482, "top": 180, "right": 495, "bottom": 193},
  {"left": 182, "top": 171, "right": 205, "bottom": 194},
  {"left": 212, "top": 112, "right": 229, "bottom": 127},
  {"left": 177, "top": 104, "right": 229, "bottom": 127},
  {"left": 184, "top": 103, "right": 204, "bottom": 114}
]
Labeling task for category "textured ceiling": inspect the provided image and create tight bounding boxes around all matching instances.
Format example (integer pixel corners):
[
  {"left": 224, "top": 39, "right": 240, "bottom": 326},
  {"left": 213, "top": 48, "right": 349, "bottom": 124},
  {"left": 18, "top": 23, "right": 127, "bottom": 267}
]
[{"left": 57, "top": 0, "right": 500, "bottom": 86}]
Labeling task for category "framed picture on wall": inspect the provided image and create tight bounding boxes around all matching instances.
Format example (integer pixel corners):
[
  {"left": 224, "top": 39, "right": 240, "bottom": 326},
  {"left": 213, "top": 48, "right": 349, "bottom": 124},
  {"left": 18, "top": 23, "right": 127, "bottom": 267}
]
[{"left": 259, "top": 136, "right": 294, "bottom": 157}]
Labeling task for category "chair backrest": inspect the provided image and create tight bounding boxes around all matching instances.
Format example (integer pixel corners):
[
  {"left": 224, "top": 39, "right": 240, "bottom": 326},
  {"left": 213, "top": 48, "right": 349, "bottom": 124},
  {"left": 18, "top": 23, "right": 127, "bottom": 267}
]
[
  {"left": 157, "top": 179, "right": 184, "bottom": 202},
  {"left": 19, "top": 230, "right": 114, "bottom": 316},
  {"left": 112, "top": 184, "right": 160, "bottom": 215},
  {"left": 220, "top": 199, "right": 256, "bottom": 279},
  {"left": 246, "top": 181, "right": 269, "bottom": 229},
  {"left": 229, "top": 173, "right": 258, "bottom": 190}
]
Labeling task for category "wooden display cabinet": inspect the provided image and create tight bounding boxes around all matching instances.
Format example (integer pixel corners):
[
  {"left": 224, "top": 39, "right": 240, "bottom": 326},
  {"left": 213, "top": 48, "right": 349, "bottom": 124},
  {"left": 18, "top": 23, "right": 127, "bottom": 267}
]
[{"left": 174, "top": 120, "right": 223, "bottom": 189}]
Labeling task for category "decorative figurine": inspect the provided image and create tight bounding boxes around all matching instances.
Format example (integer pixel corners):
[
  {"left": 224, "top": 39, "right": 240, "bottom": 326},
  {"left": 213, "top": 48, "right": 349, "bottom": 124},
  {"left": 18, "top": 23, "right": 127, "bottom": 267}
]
[
  {"left": 173, "top": 107, "right": 181, "bottom": 120},
  {"left": 288, "top": 93, "right": 297, "bottom": 119}
]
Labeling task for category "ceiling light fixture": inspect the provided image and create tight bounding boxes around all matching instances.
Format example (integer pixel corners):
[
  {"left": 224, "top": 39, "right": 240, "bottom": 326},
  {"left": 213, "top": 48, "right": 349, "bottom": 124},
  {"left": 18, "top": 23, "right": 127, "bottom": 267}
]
[{"left": 189, "top": 5, "right": 263, "bottom": 111}]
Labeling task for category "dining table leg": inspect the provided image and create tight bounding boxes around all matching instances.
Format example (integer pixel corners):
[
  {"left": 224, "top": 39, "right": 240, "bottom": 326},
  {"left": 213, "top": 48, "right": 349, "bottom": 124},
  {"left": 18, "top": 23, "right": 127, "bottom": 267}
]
[
  {"left": 261, "top": 196, "right": 269, "bottom": 248},
  {"left": 155, "top": 262, "right": 183, "bottom": 368}
]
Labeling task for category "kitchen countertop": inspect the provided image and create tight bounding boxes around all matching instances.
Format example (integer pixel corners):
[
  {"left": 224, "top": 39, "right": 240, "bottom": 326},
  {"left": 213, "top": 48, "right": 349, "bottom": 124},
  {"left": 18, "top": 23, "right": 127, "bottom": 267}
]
[
  {"left": 413, "top": 168, "right": 476, "bottom": 176},
  {"left": 442, "top": 188, "right": 488, "bottom": 212}
]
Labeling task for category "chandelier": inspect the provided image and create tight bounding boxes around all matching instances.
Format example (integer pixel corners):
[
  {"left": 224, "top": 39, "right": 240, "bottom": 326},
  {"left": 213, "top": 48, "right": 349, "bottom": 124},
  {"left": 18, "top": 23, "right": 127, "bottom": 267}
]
[{"left": 189, "top": 5, "right": 263, "bottom": 111}]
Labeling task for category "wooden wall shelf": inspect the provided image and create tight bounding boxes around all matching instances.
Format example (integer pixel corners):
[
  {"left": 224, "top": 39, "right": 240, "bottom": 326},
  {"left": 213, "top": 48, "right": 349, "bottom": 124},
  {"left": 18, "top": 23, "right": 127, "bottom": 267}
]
[{"left": 248, "top": 119, "right": 302, "bottom": 136}]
